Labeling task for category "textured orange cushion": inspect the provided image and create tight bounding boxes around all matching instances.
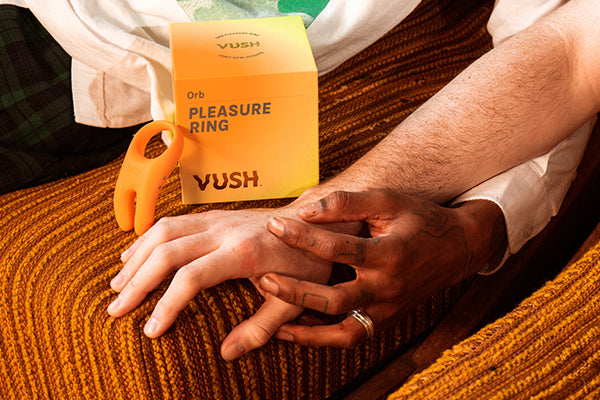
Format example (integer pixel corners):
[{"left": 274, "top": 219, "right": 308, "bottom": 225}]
[{"left": 390, "top": 223, "right": 600, "bottom": 400}]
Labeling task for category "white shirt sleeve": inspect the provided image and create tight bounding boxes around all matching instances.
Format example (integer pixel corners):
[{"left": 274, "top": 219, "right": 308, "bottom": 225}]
[
  {"left": 453, "top": 119, "right": 594, "bottom": 274},
  {"left": 0, "top": 0, "right": 26, "bottom": 5},
  {"left": 454, "top": 0, "right": 594, "bottom": 274}
]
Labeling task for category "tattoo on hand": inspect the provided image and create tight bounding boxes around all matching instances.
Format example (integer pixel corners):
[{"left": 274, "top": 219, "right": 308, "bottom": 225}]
[
  {"left": 302, "top": 292, "right": 330, "bottom": 313},
  {"left": 304, "top": 235, "right": 318, "bottom": 248},
  {"left": 343, "top": 241, "right": 366, "bottom": 266},
  {"left": 407, "top": 202, "right": 472, "bottom": 281},
  {"left": 412, "top": 202, "right": 449, "bottom": 233}
]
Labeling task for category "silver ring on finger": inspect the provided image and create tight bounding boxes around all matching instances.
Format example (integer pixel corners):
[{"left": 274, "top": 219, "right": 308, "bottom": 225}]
[{"left": 347, "top": 309, "right": 375, "bottom": 338}]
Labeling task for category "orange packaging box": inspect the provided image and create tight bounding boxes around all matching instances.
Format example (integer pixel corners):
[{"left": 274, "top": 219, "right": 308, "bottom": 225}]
[{"left": 169, "top": 16, "right": 319, "bottom": 204}]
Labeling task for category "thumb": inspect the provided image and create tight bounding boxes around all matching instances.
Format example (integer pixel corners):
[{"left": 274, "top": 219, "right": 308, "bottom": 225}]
[
  {"left": 298, "top": 190, "right": 397, "bottom": 223},
  {"left": 220, "top": 296, "right": 303, "bottom": 361}
]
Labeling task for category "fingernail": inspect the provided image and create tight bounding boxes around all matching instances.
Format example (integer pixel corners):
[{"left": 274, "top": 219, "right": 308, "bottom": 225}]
[
  {"left": 144, "top": 317, "right": 159, "bottom": 337},
  {"left": 222, "top": 342, "right": 247, "bottom": 361},
  {"left": 298, "top": 201, "right": 322, "bottom": 219},
  {"left": 267, "top": 217, "right": 285, "bottom": 237},
  {"left": 107, "top": 297, "right": 121, "bottom": 314},
  {"left": 259, "top": 275, "right": 280, "bottom": 295},
  {"left": 110, "top": 272, "right": 125, "bottom": 290},
  {"left": 120, "top": 248, "right": 131, "bottom": 262},
  {"left": 275, "top": 329, "right": 295, "bottom": 342}
]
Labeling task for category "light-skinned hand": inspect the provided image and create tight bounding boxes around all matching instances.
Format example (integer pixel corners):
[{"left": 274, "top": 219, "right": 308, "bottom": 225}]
[{"left": 106, "top": 206, "right": 340, "bottom": 361}]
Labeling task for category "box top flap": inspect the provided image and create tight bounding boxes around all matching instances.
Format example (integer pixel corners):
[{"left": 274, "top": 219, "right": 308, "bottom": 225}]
[{"left": 170, "top": 16, "right": 317, "bottom": 79}]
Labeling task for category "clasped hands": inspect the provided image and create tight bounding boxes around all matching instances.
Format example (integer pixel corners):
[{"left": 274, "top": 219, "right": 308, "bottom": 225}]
[{"left": 108, "top": 189, "right": 501, "bottom": 360}]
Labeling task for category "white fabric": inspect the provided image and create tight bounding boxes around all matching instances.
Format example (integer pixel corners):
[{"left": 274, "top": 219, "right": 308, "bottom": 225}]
[
  {"left": 307, "top": 0, "right": 421, "bottom": 75},
  {"left": 487, "top": 0, "right": 565, "bottom": 46},
  {"left": 0, "top": 0, "right": 421, "bottom": 127},
  {"left": 455, "top": 0, "right": 593, "bottom": 273}
]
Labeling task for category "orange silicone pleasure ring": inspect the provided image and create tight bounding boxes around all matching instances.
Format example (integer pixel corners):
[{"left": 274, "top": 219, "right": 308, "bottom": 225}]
[{"left": 114, "top": 120, "right": 184, "bottom": 235}]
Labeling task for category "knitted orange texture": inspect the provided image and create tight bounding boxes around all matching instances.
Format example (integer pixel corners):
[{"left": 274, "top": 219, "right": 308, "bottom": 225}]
[
  {"left": 390, "top": 225, "right": 600, "bottom": 400},
  {"left": 0, "top": 0, "right": 493, "bottom": 398}
]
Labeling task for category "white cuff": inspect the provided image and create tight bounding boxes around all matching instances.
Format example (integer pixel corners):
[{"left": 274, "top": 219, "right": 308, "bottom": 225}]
[{"left": 452, "top": 117, "right": 595, "bottom": 274}]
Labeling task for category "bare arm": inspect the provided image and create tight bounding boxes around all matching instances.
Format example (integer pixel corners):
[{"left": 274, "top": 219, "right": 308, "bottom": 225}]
[{"left": 298, "top": 0, "right": 600, "bottom": 205}]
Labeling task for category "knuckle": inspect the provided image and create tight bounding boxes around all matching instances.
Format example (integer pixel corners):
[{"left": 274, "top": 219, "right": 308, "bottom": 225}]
[
  {"left": 300, "top": 335, "right": 318, "bottom": 347},
  {"left": 328, "top": 291, "right": 351, "bottom": 315},
  {"left": 227, "top": 238, "right": 259, "bottom": 268},
  {"left": 152, "top": 218, "right": 176, "bottom": 241},
  {"left": 324, "top": 190, "right": 351, "bottom": 212},
  {"left": 202, "top": 209, "right": 226, "bottom": 220},
  {"left": 289, "top": 327, "right": 319, "bottom": 347},
  {"left": 126, "top": 276, "right": 146, "bottom": 294},
  {"left": 201, "top": 209, "right": 218, "bottom": 219},
  {"left": 152, "top": 241, "right": 177, "bottom": 261},
  {"left": 287, "top": 286, "right": 303, "bottom": 306},
  {"left": 207, "top": 222, "right": 234, "bottom": 237},
  {"left": 371, "top": 236, "right": 404, "bottom": 267},
  {"left": 174, "top": 265, "right": 202, "bottom": 286},
  {"left": 274, "top": 221, "right": 313, "bottom": 250},
  {"left": 154, "top": 297, "right": 179, "bottom": 317},
  {"left": 278, "top": 220, "right": 302, "bottom": 241},
  {"left": 246, "top": 323, "right": 274, "bottom": 347},
  {"left": 383, "top": 247, "right": 403, "bottom": 268},
  {"left": 313, "top": 238, "right": 335, "bottom": 257},
  {"left": 277, "top": 282, "right": 305, "bottom": 306}
]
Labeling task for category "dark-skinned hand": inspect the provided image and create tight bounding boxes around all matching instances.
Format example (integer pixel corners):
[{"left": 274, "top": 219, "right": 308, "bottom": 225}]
[{"left": 259, "top": 190, "right": 506, "bottom": 348}]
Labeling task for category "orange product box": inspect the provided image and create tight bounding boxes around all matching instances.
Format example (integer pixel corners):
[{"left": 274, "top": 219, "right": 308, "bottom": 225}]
[{"left": 169, "top": 16, "right": 319, "bottom": 204}]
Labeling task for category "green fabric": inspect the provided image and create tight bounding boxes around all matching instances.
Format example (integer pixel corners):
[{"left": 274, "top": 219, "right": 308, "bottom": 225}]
[
  {"left": 176, "top": 0, "right": 330, "bottom": 26},
  {"left": 278, "top": 0, "right": 329, "bottom": 18}
]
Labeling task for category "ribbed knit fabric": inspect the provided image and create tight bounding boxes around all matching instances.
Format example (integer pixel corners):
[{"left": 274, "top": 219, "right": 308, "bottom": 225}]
[
  {"left": 389, "top": 224, "right": 600, "bottom": 400},
  {"left": 0, "top": 0, "right": 493, "bottom": 398}
]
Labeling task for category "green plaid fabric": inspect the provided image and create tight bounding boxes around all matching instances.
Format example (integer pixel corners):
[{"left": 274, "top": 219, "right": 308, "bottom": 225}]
[{"left": 0, "top": 5, "right": 141, "bottom": 194}]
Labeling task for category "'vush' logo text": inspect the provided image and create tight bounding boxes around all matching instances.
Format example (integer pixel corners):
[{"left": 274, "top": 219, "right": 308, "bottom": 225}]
[
  {"left": 193, "top": 170, "right": 259, "bottom": 191},
  {"left": 217, "top": 41, "right": 260, "bottom": 49},
  {"left": 215, "top": 32, "right": 263, "bottom": 59}
]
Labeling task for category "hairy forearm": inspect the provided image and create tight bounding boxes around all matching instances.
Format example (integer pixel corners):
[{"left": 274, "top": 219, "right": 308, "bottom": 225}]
[{"left": 299, "top": 0, "right": 600, "bottom": 205}]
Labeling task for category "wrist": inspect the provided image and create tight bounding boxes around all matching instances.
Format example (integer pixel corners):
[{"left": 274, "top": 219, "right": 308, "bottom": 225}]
[{"left": 454, "top": 199, "right": 507, "bottom": 279}]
